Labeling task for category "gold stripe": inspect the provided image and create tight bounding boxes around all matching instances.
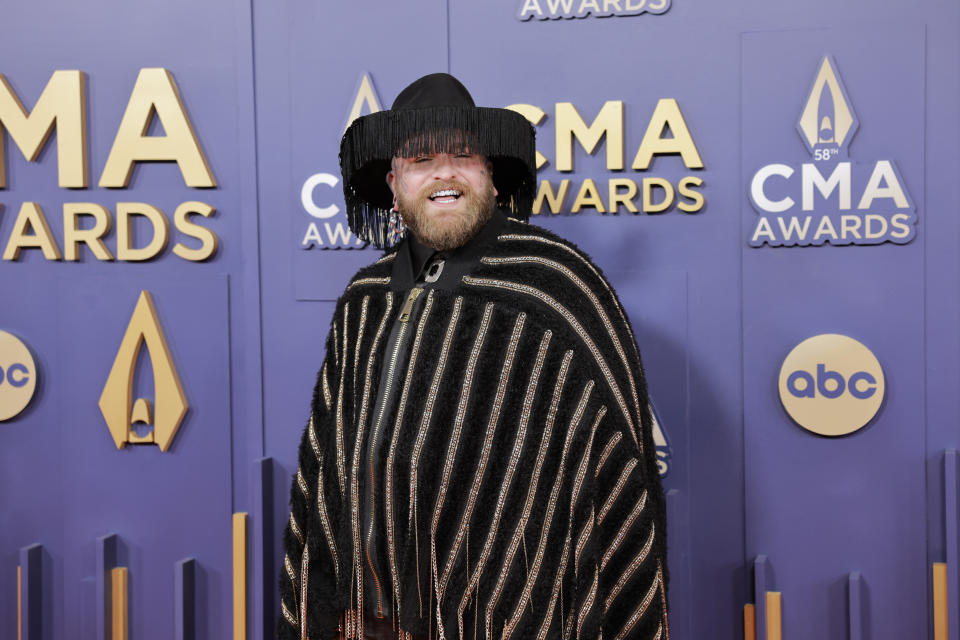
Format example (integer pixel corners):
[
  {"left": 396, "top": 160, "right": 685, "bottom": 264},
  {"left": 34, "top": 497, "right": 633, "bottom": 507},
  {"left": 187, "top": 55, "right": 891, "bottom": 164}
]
[
  {"left": 576, "top": 566, "right": 598, "bottom": 640},
  {"left": 352, "top": 296, "right": 371, "bottom": 423},
  {"left": 387, "top": 291, "right": 436, "bottom": 617},
  {"left": 564, "top": 604, "right": 576, "bottom": 640},
  {"left": 284, "top": 553, "right": 298, "bottom": 614},
  {"left": 346, "top": 276, "right": 391, "bottom": 291},
  {"left": 296, "top": 469, "right": 309, "bottom": 498},
  {"left": 375, "top": 252, "right": 397, "bottom": 264},
  {"left": 462, "top": 275, "right": 637, "bottom": 447},
  {"left": 571, "top": 407, "right": 605, "bottom": 523},
  {"left": 654, "top": 623, "right": 664, "bottom": 640},
  {"left": 604, "top": 523, "right": 655, "bottom": 613},
  {"left": 497, "top": 233, "right": 640, "bottom": 360},
  {"left": 536, "top": 534, "right": 571, "bottom": 640},
  {"left": 289, "top": 513, "right": 304, "bottom": 545},
  {"left": 300, "top": 543, "right": 309, "bottom": 640},
  {"left": 349, "top": 292, "right": 393, "bottom": 629},
  {"left": 743, "top": 604, "right": 756, "bottom": 640},
  {"left": 308, "top": 416, "right": 321, "bottom": 462},
  {"left": 433, "top": 303, "right": 496, "bottom": 602},
  {"left": 443, "top": 311, "right": 525, "bottom": 604},
  {"left": 317, "top": 456, "right": 340, "bottom": 585},
  {"left": 597, "top": 459, "right": 638, "bottom": 525},
  {"left": 766, "top": 591, "right": 782, "bottom": 640},
  {"left": 482, "top": 255, "right": 643, "bottom": 445},
  {"left": 332, "top": 322, "right": 339, "bottom": 368},
  {"left": 595, "top": 432, "right": 622, "bottom": 478},
  {"left": 335, "top": 302, "right": 350, "bottom": 497},
  {"left": 282, "top": 601, "right": 298, "bottom": 628},
  {"left": 408, "top": 297, "right": 464, "bottom": 529},
  {"left": 600, "top": 490, "right": 649, "bottom": 572},
  {"left": 461, "top": 334, "right": 558, "bottom": 634},
  {"left": 233, "top": 512, "right": 247, "bottom": 640},
  {"left": 659, "top": 560, "right": 671, "bottom": 639},
  {"left": 934, "top": 562, "right": 948, "bottom": 640},
  {"left": 613, "top": 568, "right": 660, "bottom": 640},
  {"left": 506, "top": 216, "right": 526, "bottom": 224},
  {"left": 111, "top": 567, "right": 128, "bottom": 640},
  {"left": 284, "top": 555, "right": 298, "bottom": 611},
  {"left": 574, "top": 508, "right": 594, "bottom": 576},
  {"left": 321, "top": 363, "right": 332, "bottom": 411},
  {"left": 503, "top": 379, "right": 592, "bottom": 638},
  {"left": 354, "top": 293, "right": 393, "bottom": 449}
]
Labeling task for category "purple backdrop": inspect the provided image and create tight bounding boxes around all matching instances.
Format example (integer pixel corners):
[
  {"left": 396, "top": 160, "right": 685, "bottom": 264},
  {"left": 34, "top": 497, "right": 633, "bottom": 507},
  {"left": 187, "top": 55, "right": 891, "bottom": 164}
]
[{"left": 2, "top": 1, "right": 959, "bottom": 639}]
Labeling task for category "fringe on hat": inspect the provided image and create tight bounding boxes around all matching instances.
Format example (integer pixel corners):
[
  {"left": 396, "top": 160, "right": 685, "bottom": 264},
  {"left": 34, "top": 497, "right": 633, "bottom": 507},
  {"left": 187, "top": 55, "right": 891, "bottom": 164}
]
[{"left": 340, "top": 105, "right": 537, "bottom": 249}]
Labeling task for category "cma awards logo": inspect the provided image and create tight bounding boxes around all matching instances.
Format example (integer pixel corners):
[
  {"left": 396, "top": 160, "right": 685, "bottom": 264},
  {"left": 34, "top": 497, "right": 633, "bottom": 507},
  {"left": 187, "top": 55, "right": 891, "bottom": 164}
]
[
  {"left": 749, "top": 56, "right": 916, "bottom": 247},
  {"left": 778, "top": 334, "right": 884, "bottom": 437},
  {"left": 299, "top": 74, "right": 378, "bottom": 251},
  {"left": 99, "top": 291, "right": 188, "bottom": 451},
  {"left": 649, "top": 401, "right": 671, "bottom": 478},
  {"left": 0, "top": 330, "right": 37, "bottom": 421}
]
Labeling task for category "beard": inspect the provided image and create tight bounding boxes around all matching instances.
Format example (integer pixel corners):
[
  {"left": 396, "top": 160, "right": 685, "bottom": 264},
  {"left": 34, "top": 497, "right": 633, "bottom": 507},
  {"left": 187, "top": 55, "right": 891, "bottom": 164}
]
[{"left": 396, "top": 178, "right": 497, "bottom": 251}]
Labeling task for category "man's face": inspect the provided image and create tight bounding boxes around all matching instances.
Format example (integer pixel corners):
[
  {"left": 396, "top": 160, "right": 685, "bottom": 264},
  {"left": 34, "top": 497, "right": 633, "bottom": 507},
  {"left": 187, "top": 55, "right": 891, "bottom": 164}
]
[{"left": 387, "top": 151, "right": 497, "bottom": 251}]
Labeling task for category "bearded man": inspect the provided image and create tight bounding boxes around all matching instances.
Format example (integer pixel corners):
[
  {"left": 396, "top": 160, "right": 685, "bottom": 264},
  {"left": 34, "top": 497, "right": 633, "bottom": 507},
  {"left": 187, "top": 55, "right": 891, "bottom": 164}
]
[{"left": 279, "top": 73, "right": 669, "bottom": 640}]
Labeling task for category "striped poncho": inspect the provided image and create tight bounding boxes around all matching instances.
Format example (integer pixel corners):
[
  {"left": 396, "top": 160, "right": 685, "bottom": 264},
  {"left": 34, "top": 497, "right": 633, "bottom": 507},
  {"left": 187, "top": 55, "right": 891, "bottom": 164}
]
[{"left": 279, "top": 217, "right": 669, "bottom": 640}]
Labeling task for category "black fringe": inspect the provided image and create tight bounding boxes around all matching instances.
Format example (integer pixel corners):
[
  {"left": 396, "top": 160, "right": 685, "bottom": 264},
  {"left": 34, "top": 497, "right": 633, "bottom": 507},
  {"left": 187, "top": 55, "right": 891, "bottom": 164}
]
[{"left": 340, "top": 106, "right": 537, "bottom": 249}]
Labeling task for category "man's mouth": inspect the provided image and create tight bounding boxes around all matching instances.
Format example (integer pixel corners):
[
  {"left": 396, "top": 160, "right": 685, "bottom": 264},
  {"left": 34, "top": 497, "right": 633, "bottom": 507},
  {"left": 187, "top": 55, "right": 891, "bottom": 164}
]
[{"left": 429, "top": 188, "right": 462, "bottom": 204}]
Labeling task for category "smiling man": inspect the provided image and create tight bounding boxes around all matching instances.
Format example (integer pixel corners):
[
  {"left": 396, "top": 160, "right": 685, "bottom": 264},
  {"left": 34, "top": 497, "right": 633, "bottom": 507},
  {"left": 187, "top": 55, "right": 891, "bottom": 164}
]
[
  {"left": 388, "top": 149, "right": 497, "bottom": 251},
  {"left": 280, "top": 73, "right": 669, "bottom": 640}
]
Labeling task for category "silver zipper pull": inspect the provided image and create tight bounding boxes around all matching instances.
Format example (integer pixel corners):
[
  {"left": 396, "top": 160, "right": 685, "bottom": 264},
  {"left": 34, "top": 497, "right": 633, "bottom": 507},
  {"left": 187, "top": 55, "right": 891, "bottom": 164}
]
[{"left": 399, "top": 288, "right": 423, "bottom": 323}]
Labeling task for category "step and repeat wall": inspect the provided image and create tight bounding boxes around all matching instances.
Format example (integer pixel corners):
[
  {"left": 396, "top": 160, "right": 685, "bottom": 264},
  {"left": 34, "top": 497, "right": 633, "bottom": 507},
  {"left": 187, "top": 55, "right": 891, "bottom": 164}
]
[{"left": 2, "top": 1, "right": 958, "bottom": 639}]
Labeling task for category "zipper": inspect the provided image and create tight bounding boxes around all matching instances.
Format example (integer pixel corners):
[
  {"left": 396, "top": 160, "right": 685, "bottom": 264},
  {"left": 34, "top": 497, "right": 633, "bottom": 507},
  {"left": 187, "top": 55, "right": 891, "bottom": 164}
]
[
  {"left": 365, "top": 287, "right": 423, "bottom": 617},
  {"left": 399, "top": 287, "right": 422, "bottom": 322}
]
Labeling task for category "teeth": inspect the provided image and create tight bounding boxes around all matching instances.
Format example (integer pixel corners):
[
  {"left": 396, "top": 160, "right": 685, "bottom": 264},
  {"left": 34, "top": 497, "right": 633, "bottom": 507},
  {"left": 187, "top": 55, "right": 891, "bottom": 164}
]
[{"left": 430, "top": 189, "right": 460, "bottom": 199}]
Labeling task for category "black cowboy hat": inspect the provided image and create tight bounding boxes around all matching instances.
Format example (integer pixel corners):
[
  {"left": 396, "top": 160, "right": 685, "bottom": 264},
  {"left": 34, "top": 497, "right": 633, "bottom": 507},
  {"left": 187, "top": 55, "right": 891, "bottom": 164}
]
[{"left": 339, "top": 73, "right": 537, "bottom": 248}]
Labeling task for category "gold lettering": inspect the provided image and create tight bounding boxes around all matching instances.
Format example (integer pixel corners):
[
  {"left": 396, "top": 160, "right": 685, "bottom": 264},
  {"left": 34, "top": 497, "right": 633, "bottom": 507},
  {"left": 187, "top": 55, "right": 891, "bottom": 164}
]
[
  {"left": 642, "top": 177, "right": 674, "bottom": 213},
  {"left": 0, "top": 70, "right": 87, "bottom": 188},
  {"left": 571, "top": 178, "right": 606, "bottom": 213},
  {"left": 555, "top": 100, "right": 623, "bottom": 171},
  {"left": 533, "top": 179, "right": 570, "bottom": 214},
  {"left": 632, "top": 98, "right": 703, "bottom": 170},
  {"left": 116, "top": 202, "right": 170, "bottom": 261},
  {"left": 172, "top": 201, "right": 218, "bottom": 261},
  {"left": 677, "top": 176, "right": 705, "bottom": 213},
  {"left": 344, "top": 73, "right": 382, "bottom": 132},
  {"left": 2, "top": 202, "right": 62, "bottom": 260},
  {"left": 505, "top": 103, "right": 549, "bottom": 169},
  {"left": 608, "top": 178, "right": 639, "bottom": 213},
  {"left": 100, "top": 68, "right": 215, "bottom": 188},
  {"left": 63, "top": 203, "right": 114, "bottom": 261}
]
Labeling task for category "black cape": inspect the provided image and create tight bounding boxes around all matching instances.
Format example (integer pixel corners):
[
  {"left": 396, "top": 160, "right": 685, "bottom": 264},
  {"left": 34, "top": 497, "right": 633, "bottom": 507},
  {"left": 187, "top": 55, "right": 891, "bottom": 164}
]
[{"left": 280, "top": 216, "right": 669, "bottom": 640}]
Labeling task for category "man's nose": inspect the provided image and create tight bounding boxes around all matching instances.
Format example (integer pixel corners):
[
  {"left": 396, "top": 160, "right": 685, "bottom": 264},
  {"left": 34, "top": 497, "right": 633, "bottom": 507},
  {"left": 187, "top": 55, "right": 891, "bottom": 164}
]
[{"left": 432, "top": 155, "right": 458, "bottom": 180}]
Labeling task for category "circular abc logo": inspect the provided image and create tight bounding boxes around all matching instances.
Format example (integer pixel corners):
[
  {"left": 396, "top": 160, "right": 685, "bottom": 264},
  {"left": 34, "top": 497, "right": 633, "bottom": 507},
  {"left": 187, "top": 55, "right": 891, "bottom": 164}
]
[
  {"left": 778, "top": 334, "right": 884, "bottom": 437},
  {"left": 0, "top": 330, "right": 37, "bottom": 421}
]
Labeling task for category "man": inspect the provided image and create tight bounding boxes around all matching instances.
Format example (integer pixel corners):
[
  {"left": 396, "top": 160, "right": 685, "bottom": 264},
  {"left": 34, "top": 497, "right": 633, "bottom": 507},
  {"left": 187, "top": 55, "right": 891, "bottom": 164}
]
[{"left": 280, "top": 73, "right": 668, "bottom": 640}]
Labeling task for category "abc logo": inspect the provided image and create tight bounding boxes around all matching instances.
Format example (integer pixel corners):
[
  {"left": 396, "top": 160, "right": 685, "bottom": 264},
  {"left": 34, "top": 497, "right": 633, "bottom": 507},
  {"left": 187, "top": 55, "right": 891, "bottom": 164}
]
[
  {"left": 778, "top": 334, "right": 884, "bottom": 436},
  {"left": 0, "top": 330, "right": 37, "bottom": 421}
]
